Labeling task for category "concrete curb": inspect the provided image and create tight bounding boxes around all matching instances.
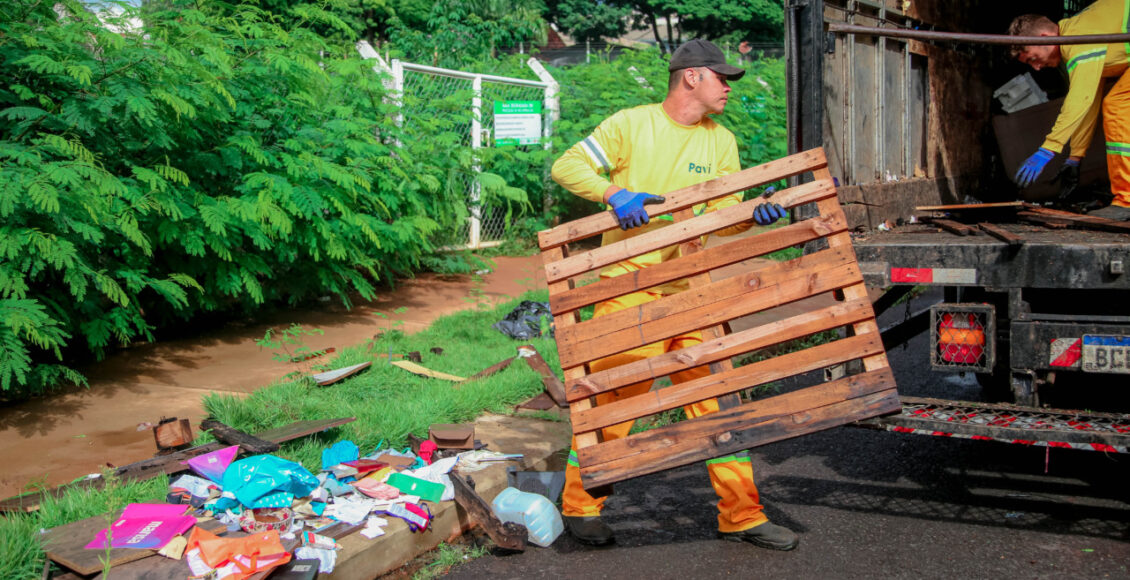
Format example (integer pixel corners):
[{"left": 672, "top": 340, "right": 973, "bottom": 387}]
[{"left": 329, "top": 412, "right": 572, "bottom": 579}]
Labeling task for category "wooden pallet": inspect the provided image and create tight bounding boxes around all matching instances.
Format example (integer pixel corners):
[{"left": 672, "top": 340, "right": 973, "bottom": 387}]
[{"left": 538, "top": 148, "right": 900, "bottom": 490}]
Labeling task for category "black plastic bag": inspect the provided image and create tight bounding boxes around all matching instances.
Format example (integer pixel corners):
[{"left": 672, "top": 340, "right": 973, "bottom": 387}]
[{"left": 492, "top": 300, "right": 553, "bottom": 340}]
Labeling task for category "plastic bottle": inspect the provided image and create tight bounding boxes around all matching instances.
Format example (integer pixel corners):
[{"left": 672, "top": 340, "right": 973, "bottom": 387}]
[{"left": 490, "top": 487, "right": 564, "bottom": 547}]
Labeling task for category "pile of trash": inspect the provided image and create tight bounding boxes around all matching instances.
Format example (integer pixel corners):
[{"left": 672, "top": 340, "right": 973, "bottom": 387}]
[{"left": 80, "top": 431, "right": 563, "bottom": 578}]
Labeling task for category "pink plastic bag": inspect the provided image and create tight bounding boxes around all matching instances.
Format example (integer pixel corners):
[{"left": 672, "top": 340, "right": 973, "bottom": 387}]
[
  {"left": 84, "top": 503, "right": 197, "bottom": 550},
  {"left": 184, "top": 445, "right": 240, "bottom": 483}
]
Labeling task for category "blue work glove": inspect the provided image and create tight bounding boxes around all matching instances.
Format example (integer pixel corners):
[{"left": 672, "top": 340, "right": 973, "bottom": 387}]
[
  {"left": 607, "top": 189, "right": 665, "bottom": 230},
  {"left": 753, "top": 202, "right": 787, "bottom": 226},
  {"left": 1014, "top": 148, "right": 1055, "bottom": 188}
]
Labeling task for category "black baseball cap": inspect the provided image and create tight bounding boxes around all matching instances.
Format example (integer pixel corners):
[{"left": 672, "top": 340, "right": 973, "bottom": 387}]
[{"left": 668, "top": 39, "right": 746, "bottom": 80}]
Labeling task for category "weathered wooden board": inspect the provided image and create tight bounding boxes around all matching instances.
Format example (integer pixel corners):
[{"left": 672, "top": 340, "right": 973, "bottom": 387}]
[
  {"left": 451, "top": 474, "right": 527, "bottom": 551},
  {"left": 42, "top": 512, "right": 227, "bottom": 576},
  {"left": 540, "top": 147, "right": 900, "bottom": 490},
  {"left": 200, "top": 419, "right": 279, "bottom": 454},
  {"left": 0, "top": 417, "right": 355, "bottom": 514}
]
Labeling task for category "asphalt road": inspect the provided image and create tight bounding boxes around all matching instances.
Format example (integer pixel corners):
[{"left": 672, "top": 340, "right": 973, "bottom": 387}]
[{"left": 447, "top": 291, "right": 1130, "bottom": 579}]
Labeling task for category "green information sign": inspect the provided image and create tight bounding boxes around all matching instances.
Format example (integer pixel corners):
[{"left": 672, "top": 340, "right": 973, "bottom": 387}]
[{"left": 494, "top": 100, "right": 543, "bottom": 146}]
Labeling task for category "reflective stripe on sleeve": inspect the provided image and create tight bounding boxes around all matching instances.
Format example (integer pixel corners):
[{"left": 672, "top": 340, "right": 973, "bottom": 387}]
[
  {"left": 1066, "top": 49, "right": 1107, "bottom": 73},
  {"left": 582, "top": 136, "right": 611, "bottom": 172}
]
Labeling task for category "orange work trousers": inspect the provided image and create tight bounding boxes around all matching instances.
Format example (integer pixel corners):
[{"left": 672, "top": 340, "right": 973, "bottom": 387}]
[
  {"left": 561, "top": 290, "right": 767, "bottom": 533},
  {"left": 1104, "top": 71, "right": 1130, "bottom": 207}
]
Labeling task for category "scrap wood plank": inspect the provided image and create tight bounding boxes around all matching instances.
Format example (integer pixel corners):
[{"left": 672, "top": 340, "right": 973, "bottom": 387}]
[
  {"left": 518, "top": 346, "right": 568, "bottom": 407},
  {"left": 389, "top": 359, "right": 468, "bottom": 381},
  {"left": 977, "top": 222, "right": 1024, "bottom": 246},
  {"left": 539, "top": 147, "right": 898, "bottom": 490},
  {"left": 311, "top": 361, "right": 372, "bottom": 386},
  {"left": 914, "top": 201, "right": 1024, "bottom": 212},
  {"left": 924, "top": 217, "right": 978, "bottom": 236},
  {"left": 0, "top": 417, "right": 355, "bottom": 514},
  {"left": 1019, "top": 206, "right": 1130, "bottom": 233},
  {"left": 42, "top": 512, "right": 227, "bottom": 576},
  {"left": 450, "top": 473, "right": 527, "bottom": 551},
  {"left": 199, "top": 419, "right": 279, "bottom": 455}
]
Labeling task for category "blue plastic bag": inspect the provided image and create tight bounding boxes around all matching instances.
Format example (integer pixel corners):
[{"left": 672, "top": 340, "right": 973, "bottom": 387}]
[
  {"left": 221, "top": 455, "right": 319, "bottom": 509},
  {"left": 321, "top": 440, "right": 359, "bottom": 470}
]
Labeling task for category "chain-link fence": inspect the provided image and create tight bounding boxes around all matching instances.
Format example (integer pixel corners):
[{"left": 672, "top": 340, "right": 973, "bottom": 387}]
[{"left": 357, "top": 42, "right": 558, "bottom": 249}]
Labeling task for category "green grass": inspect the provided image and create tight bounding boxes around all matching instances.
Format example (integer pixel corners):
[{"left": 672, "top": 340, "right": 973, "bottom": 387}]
[
  {"left": 0, "top": 290, "right": 559, "bottom": 580},
  {"left": 412, "top": 541, "right": 491, "bottom": 579},
  {"left": 0, "top": 473, "right": 171, "bottom": 579},
  {"left": 201, "top": 289, "right": 558, "bottom": 470}
]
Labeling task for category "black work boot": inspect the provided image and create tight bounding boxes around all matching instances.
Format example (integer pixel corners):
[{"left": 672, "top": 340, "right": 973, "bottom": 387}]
[
  {"left": 563, "top": 515, "right": 615, "bottom": 545},
  {"left": 1089, "top": 204, "right": 1130, "bottom": 221},
  {"left": 719, "top": 521, "right": 799, "bottom": 551}
]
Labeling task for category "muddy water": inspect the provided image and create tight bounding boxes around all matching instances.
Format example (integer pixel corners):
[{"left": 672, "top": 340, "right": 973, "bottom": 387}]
[{"left": 0, "top": 255, "right": 546, "bottom": 500}]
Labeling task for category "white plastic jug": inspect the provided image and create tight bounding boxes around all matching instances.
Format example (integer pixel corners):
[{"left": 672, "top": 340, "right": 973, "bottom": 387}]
[{"left": 490, "top": 487, "right": 564, "bottom": 547}]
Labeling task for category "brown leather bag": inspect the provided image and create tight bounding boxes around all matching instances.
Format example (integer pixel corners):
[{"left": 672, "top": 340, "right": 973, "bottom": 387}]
[{"left": 428, "top": 423, "right": 474, "bottom": 449}]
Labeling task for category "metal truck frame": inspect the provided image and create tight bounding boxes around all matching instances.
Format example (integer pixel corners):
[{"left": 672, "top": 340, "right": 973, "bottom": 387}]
[{"left": 785, "top": 0, "right": 1130, "bottom": 450}]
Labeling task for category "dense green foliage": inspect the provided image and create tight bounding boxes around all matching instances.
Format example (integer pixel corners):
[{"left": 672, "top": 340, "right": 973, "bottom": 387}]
[
  {"left": 0, "top": 0, "right": 785, "bottom": 396},
  {"left": 0, "top": 0, "right": 501, "bottom": 395},
  {"left": 547, "top": 0, "right": 784, "bottom": 50}
]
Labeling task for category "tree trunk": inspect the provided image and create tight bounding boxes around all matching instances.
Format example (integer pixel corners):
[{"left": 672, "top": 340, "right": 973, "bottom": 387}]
[
  {"left": 649, "top": 13, "right": 663, "bottom": 54},
  {"left": 666, "top": 13, "right": 674, "bottom": 49}
]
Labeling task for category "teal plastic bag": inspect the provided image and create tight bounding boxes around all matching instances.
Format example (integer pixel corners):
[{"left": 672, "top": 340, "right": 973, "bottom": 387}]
[
  {"left": 321, "top": 440, "right": 359, "bottom": 470},
  {"left": 222, "top": 455, "right": 318, "bottom": 509}
]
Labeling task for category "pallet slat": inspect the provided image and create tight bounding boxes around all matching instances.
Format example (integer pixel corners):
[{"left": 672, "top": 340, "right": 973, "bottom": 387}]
[
  {"left": 550, "top": 213, "right": 847, "bottom": 314},
  {"left": 538, "top": 149, "right": 830, "bottom": 250},
  {"left": 577, "top": 368, "right": 897, "bottom": 469},
  {"left": 558, "top": 258, "right": 861, "bottom": 369},
  {"left": 545, "top": 179, "right": 836, "bottom": 283},
  {"left": 571, "top": 334, "right": 885, "bottom": 433},
  {"left": 566, "top": 297, "right": 875, "bottom": 401},
  {"left": 581, "top": 380, "right": 901, "bottom": 488}
]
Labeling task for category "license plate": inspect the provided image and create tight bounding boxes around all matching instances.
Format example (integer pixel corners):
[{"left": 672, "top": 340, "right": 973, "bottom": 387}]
[{"left": 1081, "top": 335, "right": 1130, "bottom": 374}]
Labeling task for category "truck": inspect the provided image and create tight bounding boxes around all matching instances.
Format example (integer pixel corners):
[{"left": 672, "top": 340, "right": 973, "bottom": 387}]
[{"left": 785, "top": 0, "right": 1130, "bottom": 451}]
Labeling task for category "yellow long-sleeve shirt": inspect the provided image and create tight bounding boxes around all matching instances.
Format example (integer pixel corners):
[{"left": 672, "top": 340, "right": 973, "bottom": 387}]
[
  {"left": 550, "top": 103, "right": 753, "bottom": 293},
  {"left": 1044, "top": 0, "right": 1130, "bottom": 155}
]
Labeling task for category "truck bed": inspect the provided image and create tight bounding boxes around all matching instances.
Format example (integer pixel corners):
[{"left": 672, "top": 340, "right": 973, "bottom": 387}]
[{"left": 853, "top": 223, "right": 1130, "bottom": 290}]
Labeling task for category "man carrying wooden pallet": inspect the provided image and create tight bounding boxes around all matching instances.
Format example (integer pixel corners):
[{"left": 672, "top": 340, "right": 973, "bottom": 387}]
[
  {"left": 549, "top": 38, "right": 797, "bottom": 550},
  {"left": 1009, "top": 0, "right": 1130, "bottom": 220}
]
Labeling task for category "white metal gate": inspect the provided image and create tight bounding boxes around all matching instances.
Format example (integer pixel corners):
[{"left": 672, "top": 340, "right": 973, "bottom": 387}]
[{"left": 357, "top": 42, "right": 558, "bottom": 249}]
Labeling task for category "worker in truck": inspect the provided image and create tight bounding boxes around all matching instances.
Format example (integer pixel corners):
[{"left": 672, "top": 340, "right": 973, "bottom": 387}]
[
  {"left": 549, "top": 38, "right": 796, "bottom": 550},
  {"left": 1009, "top": 0, "right": 1130, "bottom": 220}
]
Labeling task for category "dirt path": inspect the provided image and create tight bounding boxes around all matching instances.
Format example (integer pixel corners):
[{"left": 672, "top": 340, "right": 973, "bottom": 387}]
[{"left": 0, "top": 255, "right": 546, "bottom": 500}]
